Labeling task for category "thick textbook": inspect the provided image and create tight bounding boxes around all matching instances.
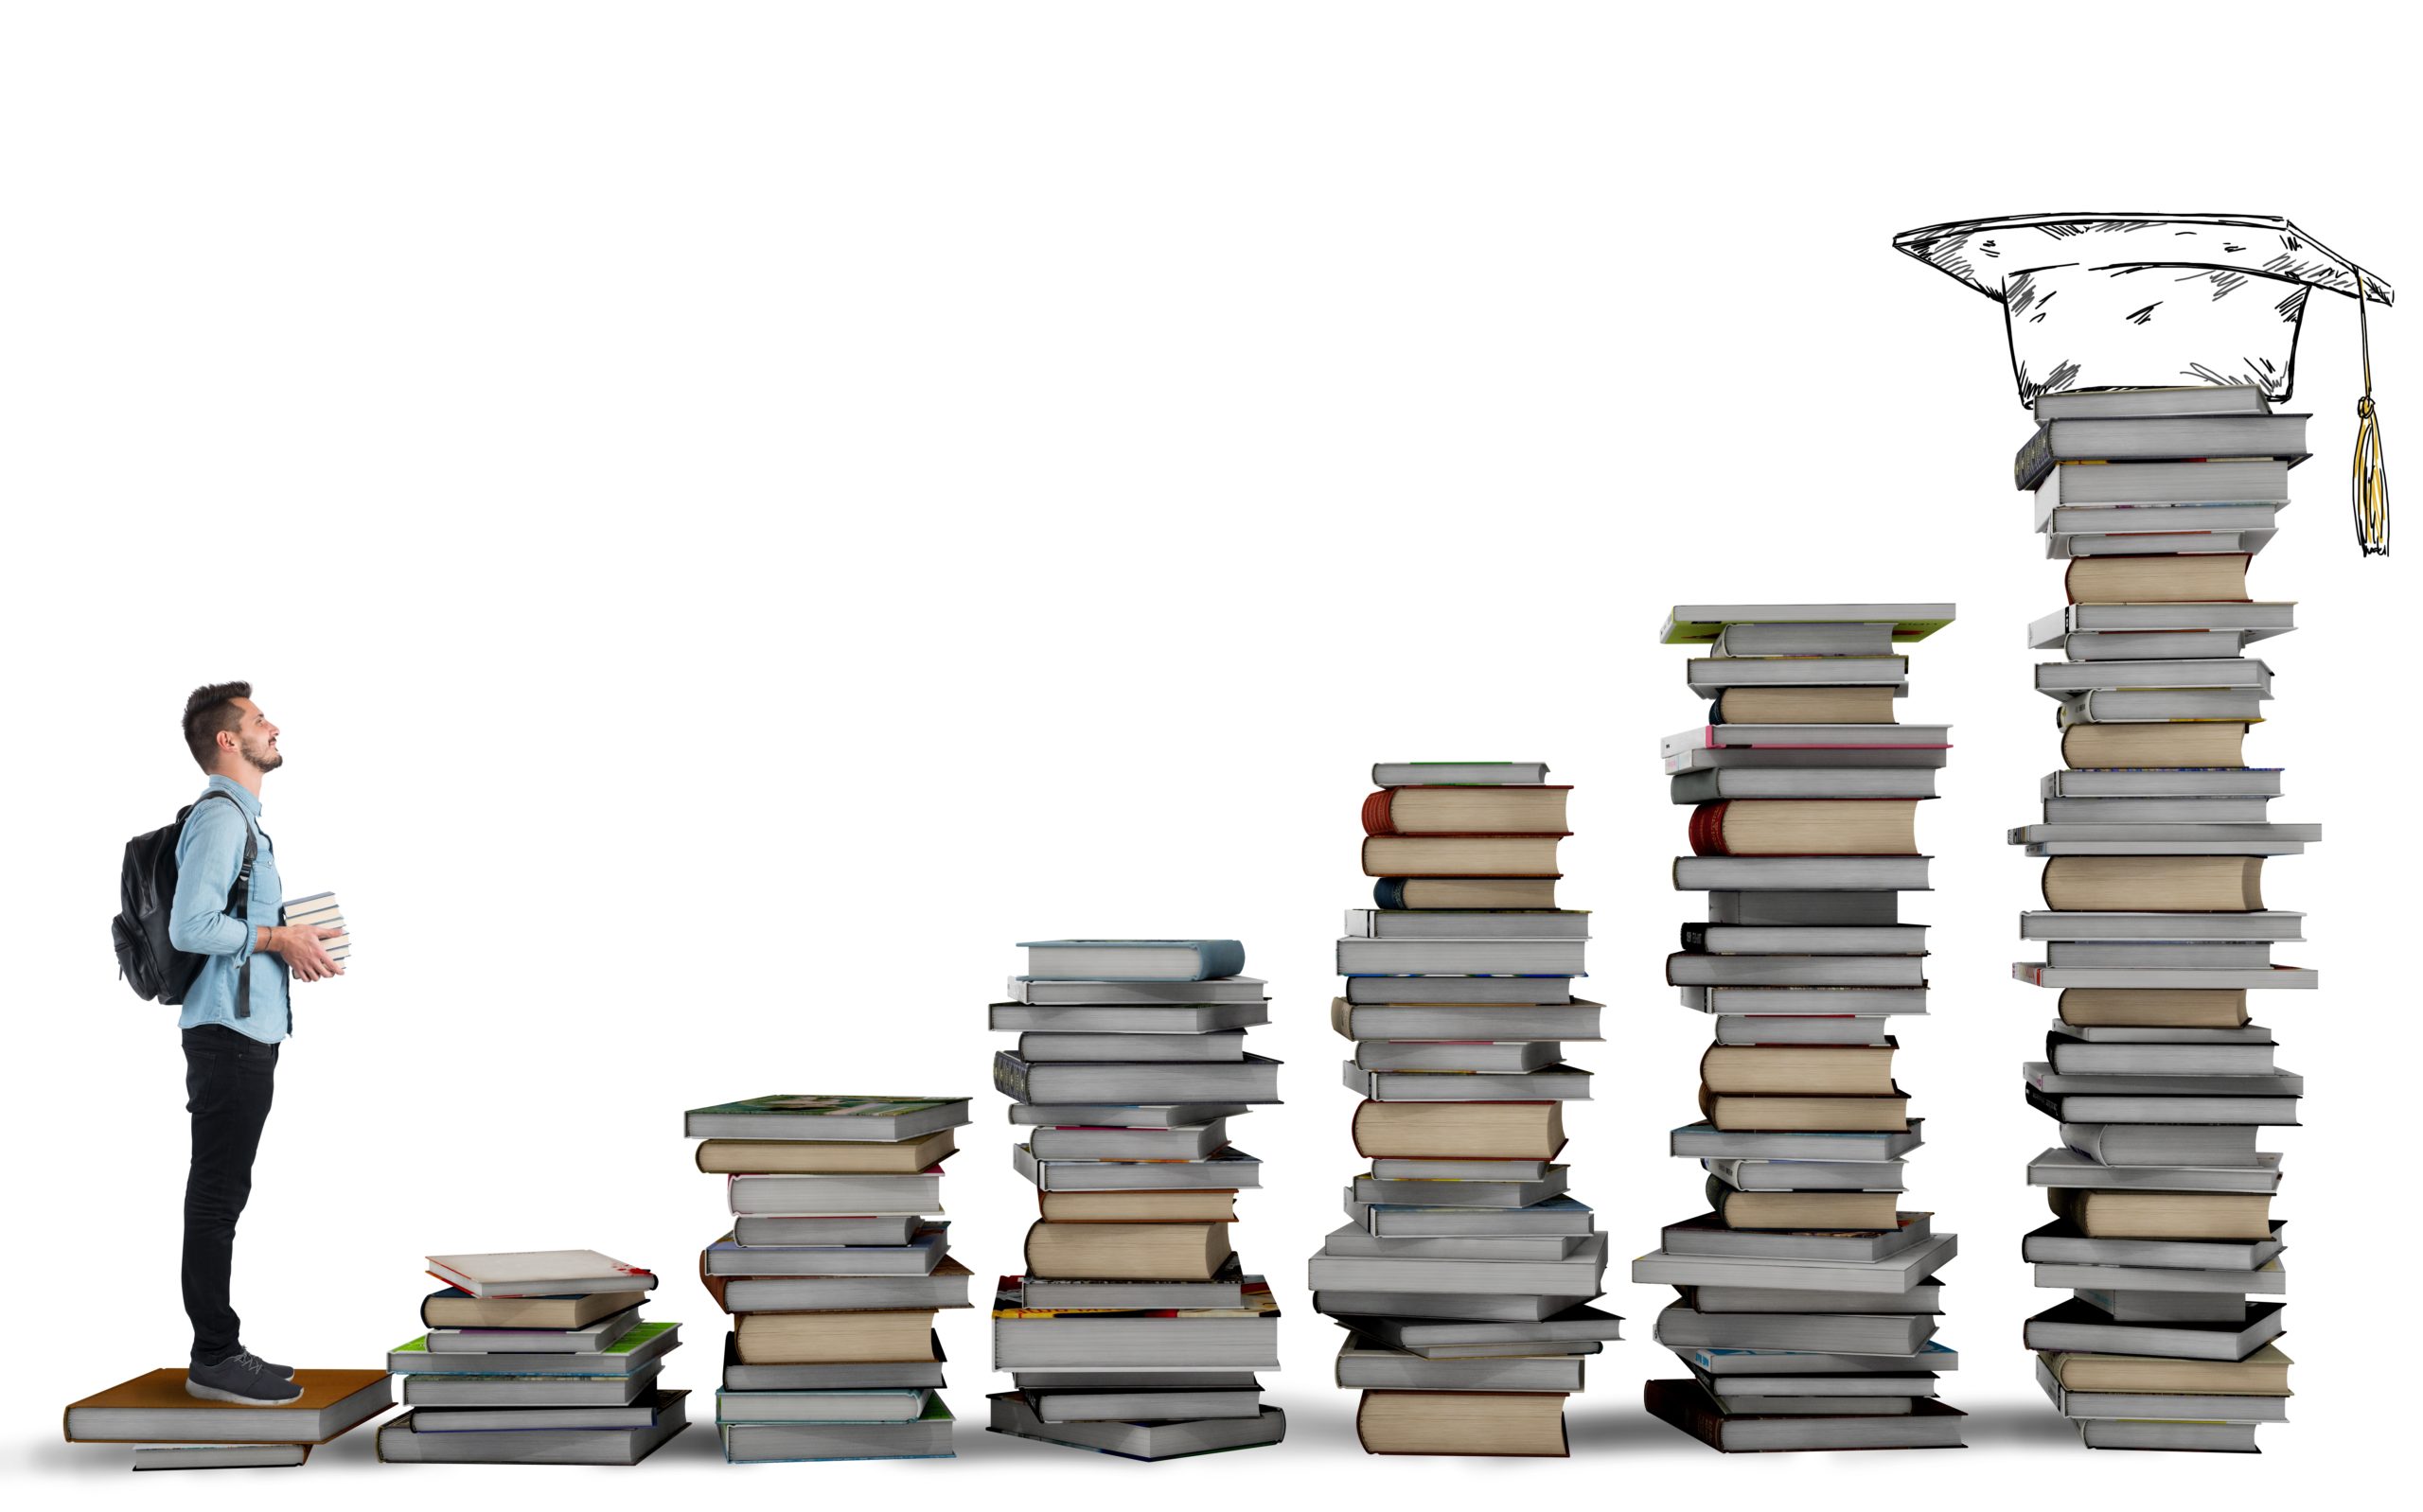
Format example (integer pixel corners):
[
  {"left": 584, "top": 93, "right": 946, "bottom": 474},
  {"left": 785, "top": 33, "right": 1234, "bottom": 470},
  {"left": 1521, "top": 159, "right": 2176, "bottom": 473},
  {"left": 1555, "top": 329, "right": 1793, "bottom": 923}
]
[
  {"left": 375, "top": 1390, "right": 688, "bottom": 1465},
  {"left": 64, "top": 1369, "right": 393, "bottom": 1444},
  {"left": 1644, "top": 1379, "right": 1966, "bottom": 1452},
  {"left": 990, "top": 1277, "right": 1282, "bottom": 1370}
]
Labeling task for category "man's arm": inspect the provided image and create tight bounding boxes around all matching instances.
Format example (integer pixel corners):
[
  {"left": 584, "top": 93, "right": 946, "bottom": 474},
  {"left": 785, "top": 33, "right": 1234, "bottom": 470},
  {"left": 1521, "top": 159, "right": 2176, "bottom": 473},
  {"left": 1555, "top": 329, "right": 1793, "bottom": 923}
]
[
  {"left": 168, "top": 801, "right": 255, "bottom": 959},
  {"left": 169, "top": 801, "right": 344, "bottom": 980}
]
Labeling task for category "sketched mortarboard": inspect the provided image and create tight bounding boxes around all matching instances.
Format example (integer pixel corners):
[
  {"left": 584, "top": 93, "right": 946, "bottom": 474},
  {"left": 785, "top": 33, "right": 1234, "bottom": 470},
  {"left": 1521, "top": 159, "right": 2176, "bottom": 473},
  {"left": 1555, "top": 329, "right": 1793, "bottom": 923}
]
[
  {"left": 1895, "top": 211, "right": 2395, "bottom": 556},
  {"left": 1891, "top": 212, "right": 2389, "bottom": 406}
]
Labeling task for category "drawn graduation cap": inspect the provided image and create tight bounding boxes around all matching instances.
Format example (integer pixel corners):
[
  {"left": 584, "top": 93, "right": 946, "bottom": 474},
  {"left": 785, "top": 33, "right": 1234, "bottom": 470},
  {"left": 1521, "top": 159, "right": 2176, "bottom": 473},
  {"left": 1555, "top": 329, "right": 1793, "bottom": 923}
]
[{"left": 1893, "top": 212, "right": 2393, "bottom": 555}]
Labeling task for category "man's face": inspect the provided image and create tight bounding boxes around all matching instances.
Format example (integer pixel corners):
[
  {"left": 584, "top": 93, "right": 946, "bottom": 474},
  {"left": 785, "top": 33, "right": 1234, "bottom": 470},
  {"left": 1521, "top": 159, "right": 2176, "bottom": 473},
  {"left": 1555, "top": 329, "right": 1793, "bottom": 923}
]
[{"left": 227, "top": 697, "right": 283, "bottom": 773}]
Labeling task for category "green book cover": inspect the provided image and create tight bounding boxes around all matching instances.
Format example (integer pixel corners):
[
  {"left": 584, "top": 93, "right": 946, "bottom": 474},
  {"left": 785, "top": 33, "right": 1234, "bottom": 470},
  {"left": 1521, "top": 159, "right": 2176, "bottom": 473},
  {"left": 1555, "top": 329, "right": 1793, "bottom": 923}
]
[{"left": 390, "top": 1320, "right": 678, "bottom": 1357}]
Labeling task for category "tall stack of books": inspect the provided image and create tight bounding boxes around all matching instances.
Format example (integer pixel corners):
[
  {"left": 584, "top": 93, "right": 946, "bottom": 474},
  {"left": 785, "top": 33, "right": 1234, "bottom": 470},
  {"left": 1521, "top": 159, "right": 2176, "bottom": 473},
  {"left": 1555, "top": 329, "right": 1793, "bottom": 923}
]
[
  {"left": 1312, "top": 763, "right": 1619, "bottom": 1459},
  {"left": 987, "top": 939, "right": 1286, "bottom": 1460},
  {"left": 380, "top": 1249, "right": 689, "bottom": 1464},
  {"left": 681, "top": 1095, "right": 975, "bottom": 1462},
  {"left": 64, "top": 1370, "right": 391, "bottom": 1469},
  {"left": 1636, "top": 607, "right": 1967, "bottom": 1452},
  {"left": 2008, "top": 388, "right": 2309, "bottom": 1452}
]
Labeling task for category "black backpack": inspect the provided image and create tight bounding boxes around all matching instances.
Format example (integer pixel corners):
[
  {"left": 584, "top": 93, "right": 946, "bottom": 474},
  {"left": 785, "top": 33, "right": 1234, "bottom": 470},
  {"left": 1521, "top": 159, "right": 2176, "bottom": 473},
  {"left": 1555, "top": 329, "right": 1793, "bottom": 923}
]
[{"left": 112, "top": 790, "right": 257, "bottom": 1014}]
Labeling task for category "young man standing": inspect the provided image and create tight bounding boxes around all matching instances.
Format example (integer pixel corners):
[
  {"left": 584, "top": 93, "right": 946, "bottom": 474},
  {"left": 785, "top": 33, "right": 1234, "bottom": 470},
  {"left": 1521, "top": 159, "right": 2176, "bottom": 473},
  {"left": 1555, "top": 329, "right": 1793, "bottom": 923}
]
[{"left": 168, "top": 682, "right": 344, "bottom": 1404}]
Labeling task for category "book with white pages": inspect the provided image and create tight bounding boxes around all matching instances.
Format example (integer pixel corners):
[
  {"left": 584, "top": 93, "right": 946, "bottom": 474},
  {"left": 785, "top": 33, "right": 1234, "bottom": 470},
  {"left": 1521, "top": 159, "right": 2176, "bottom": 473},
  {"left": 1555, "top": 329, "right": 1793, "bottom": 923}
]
[
  {"left": 2048, "top": 529, "right": 2274, "bottom": 559},
  {"left": 2022, "top": 910, "right": 2303, "bottom": 941},
  {"left": 2028, "top": 603, "right": 2294, "bottom": 646},
  {"left": 2031, "top": 1259, "right": 2288, "bottom": 1296},
  {"left": 2022, "top": 1220, "right": 2285, "bottom": 1271},
  {"left": 1670, "top": 1122, "right": 1924, "bottom": 1162},
  {"left": 987, "top": 1002, "right": 1268, "bottom": 1033},
  {"left": 2014, "top": 963, "right": 2315, "bottom": 990},
  {"left": 1704, "top": 1157, "right": 1907, "bottom": 1192},
  {"left": 1344, "top": 908, "right": 1590, "bottom": 940},
  {"left": 424, "top": 1308, "right": 642, "bottom": 1353},
  {"left": 2034, "top": 659, "right": 2273, "bottom": 694},
  {"left": 1671, "top": 768, "right": 1939, "bottom": 801},
  {"left": 2027, "top": 1147, "right": 2282, "bottom": 1194},
  {"left": 2051, "top": 629, "right": 2270, "bottom": 661}
]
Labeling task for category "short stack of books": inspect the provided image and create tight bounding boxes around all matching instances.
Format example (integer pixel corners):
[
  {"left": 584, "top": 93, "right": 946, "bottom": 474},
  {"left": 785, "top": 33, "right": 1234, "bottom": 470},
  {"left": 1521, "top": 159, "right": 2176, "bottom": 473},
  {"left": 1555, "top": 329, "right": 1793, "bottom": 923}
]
[
  {"left": 279, "top": 889, "right": 349, "bottom": 967},
  {"left": 988, "top": 939, "right": 1286, "bottom": 1459},
  {"left": 1313, "top": 763, "right": 1619, "bottom": 1458},
  {"left": 1637, "top": 607, "right": 1967, "bottom": 1452},
  {"left": 2009, "top": 386, "right": 2310, "bottom": 1451},
  {"left": 682, "top": 1095, "right": 976, "bottom": 1462},
  {"left": 64, "top": 1369, "right": 391, "bottom": 1470},
  {"left": 380, "top": 1249, "right": 688, "bottom": 1464}
]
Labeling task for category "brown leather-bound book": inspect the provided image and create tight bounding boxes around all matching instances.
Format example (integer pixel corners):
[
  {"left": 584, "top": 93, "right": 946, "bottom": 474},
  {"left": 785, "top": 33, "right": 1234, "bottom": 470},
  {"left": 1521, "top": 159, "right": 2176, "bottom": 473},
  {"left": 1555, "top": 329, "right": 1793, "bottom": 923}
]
[
  {"left": 1036, "top": 1188, "right": 1238, "bottom": 1222},
  {"left": 1350, "top": 1099, "right": 1564, "bottom": 1159},
  {"left": 2043, "top": 1343, "right": 2291, "bottom": 1396},
  {"left": 695, "top": 1130, "right": 955, "bottom": 1175},
  {"left": 1689, "top": 800, "right": 1919, "bottom": 856},
  {"left": 1715, "top": 686, "right": 1897, "bottom": 724},
  {"left": 1708, "top": 1180, "right": 1901, "bottom": 1231},
  {"left": 1355, "top": 1389, "right": 1568, "bottom": 1456},
  {"left": 1023, "top": 1221, "right": 1231, "bottom": 1280},
  {"left": 64, "top": 1369, "right": 392, "bottom": 1444},
  {"left": 2042, "top": 855, "right": 2263, "bottom": 911},
  {"left": 2061, "top": 720, "right": 2247, "bottom": 768},
  {"left": 1361, "top": 835, "right": 1562, "bottom": 877},
  {"left": 1361, "top": 785, "right": 1571, "bottom": 836},
  {"left": 2048, "top": 1188, "right": 2273, "bottom": 1240},
  {"left": 2058, "top": 988, "right": 2249, "bottom": 1029},
  {"left": 1700, "top": 1043, "right": 1898, "bottom": 1097},
  {"left": 1699, "top": 1083, "right": 1910, "bottom": 1133},
  {"left": 734, "top": 1309, "right": 941, "bottom": 1364},
  {"left": 2065, "top": 554, "right": 2250, "bottom": 604}
]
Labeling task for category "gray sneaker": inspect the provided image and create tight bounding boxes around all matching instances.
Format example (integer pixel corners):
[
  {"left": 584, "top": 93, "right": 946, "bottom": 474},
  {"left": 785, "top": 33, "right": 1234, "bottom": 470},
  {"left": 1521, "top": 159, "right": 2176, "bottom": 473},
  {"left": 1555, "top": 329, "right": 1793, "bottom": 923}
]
[{"left": 187, "top": 1349, "right": 303, "bottom": 1404}]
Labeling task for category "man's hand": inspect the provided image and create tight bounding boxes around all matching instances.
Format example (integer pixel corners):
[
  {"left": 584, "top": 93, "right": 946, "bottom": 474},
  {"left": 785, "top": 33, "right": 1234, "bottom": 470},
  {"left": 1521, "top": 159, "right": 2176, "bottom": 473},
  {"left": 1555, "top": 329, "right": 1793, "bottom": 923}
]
[{"left": 265, "top": 924, "right": 346, "bottom": 982}]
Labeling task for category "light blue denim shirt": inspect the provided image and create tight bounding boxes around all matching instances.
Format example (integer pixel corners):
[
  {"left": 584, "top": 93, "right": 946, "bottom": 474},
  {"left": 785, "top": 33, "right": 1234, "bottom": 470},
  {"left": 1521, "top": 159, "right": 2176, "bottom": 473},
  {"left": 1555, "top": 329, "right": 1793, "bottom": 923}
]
[{"left": 168, "top": 775, "right": 289, "bottom": 1042}]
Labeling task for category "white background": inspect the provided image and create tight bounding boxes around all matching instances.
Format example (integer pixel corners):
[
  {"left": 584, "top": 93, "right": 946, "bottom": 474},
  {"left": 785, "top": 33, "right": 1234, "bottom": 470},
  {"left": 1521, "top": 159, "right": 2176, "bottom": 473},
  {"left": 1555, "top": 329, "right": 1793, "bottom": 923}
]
[{"left": 5, "top": 1, "right": 2414, "bottom": 1503}]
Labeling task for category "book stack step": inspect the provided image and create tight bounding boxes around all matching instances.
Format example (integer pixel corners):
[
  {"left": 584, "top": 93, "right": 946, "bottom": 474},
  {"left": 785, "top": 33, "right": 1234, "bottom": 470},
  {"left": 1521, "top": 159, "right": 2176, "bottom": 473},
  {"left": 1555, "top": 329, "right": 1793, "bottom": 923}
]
[
  {"left": 64, "top": 1369, "right": 392, "bottom": 1469},
  {"left": 1313, "top": 763, "right": 1619, "bottom": 1458},
  {"left": 1640, "top": 606, "right": 1967, "bottom": 1452},
  {"left": 988, "top": 940, "right": 1286, "bottom": 1460},
  {"left": 380, "top": 1250, "right": 688, "bottom": 1464},
  {"left": 681, "top": 1095, "right": 975, "bottom": 1462},
  {"left": 2006, "top": 384, "right": 2309, "bottom": 1451}
]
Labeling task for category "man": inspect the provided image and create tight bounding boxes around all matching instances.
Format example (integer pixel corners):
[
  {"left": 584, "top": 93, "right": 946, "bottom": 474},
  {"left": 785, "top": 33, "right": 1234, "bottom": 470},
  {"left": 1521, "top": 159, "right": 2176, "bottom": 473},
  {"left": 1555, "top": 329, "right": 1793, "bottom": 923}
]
[{"left": 168, "top": 682, "right": 344, "bottom": 1404}]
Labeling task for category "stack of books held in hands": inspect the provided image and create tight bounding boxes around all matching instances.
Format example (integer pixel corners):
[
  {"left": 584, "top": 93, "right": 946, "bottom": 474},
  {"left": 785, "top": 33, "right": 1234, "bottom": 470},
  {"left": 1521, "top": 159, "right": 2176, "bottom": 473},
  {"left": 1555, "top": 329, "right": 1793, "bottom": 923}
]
[
  {"left": 279, "top": 890, "right": 350, "bottom": 966},
  {"left": 988, "top": 939, "right": 1286, "bottom": 1460},
  {"left": 1637, "top": 607, "right": 1967, "bottom": 1452},
  {"left": 683, "top": 1095, "right": 976, "bottom": 1462},
  {"left": 2010, "top": 385, "right": 2310, "bottom": 1451},
  {"left": 380, "top": 1249, "right": 687, "bottom": 1464},
  {"left": 1312, "top": 763, "right": 1620, "bottom": 1458},
  {"left": 63, "top": 1370, "right": 392, "bottom": 1470}
]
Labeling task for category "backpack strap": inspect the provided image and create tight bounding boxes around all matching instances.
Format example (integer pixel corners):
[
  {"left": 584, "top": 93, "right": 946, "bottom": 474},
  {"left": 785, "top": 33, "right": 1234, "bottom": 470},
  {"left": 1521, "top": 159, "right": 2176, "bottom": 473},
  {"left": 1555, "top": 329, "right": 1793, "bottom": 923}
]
[{"left": 196, "top": 791, "right": 258, "bottom": 1021}]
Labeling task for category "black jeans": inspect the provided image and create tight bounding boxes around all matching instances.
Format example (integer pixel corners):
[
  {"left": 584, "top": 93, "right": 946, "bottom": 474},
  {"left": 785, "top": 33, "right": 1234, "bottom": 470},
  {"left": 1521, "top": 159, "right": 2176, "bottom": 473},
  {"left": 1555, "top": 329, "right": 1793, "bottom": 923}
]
[{"left": 182, "top": 1024, "right": 279, "bottom": 1363}]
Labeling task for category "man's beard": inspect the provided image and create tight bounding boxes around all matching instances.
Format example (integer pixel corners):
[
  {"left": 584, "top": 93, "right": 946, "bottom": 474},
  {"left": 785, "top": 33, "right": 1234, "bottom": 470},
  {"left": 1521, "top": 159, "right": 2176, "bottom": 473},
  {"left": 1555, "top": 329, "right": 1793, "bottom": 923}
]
[{"left": 239, "top": 737, "right": 283, "bottom": 773}]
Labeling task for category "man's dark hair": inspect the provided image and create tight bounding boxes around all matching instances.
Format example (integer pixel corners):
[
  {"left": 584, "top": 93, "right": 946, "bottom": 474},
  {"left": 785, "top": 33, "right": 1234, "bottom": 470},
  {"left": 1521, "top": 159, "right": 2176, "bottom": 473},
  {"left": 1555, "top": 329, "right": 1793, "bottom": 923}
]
[{"left": 183, "top": 682, "right": 253, "bottom": 769}]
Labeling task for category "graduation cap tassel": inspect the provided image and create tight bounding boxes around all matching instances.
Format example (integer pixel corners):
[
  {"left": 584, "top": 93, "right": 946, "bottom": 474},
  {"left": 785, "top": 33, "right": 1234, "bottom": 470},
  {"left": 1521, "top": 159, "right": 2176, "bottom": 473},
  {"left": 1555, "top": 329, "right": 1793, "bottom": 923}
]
[{"left": 2354, "top": 269, "right": 2391, "bottom": 556}]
